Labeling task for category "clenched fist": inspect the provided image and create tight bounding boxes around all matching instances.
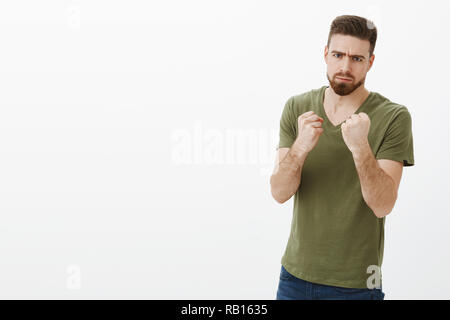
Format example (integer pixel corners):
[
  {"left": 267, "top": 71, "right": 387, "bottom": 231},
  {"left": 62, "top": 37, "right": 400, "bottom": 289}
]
[
  {"left": 341, "top": 112, "right": 371, "bottom": 153},
  {"left": 296, "top": 111, "right": 324, "bottom": 153}
]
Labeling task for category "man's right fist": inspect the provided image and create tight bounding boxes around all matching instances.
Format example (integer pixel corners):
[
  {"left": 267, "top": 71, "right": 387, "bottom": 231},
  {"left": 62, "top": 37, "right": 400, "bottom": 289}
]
[{"left": 296, "top": 111, "right": 324, "bottom": 153}]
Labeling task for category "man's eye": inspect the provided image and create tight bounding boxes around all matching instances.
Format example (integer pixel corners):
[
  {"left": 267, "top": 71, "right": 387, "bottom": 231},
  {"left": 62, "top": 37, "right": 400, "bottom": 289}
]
[{"left": 333, "top": 54, "right": 362, "bottom": 61}]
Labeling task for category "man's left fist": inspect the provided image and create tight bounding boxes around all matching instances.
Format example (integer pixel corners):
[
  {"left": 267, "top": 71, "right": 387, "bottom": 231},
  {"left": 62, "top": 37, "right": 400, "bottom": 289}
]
[{"left": 341, "top": 112, "right": 370, "bottom": 153}]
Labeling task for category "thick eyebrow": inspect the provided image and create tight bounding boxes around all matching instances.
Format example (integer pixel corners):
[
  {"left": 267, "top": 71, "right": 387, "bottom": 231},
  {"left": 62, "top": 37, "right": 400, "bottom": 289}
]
[{"left": 330, "top": 50, "right": 366, "bottom": 60}]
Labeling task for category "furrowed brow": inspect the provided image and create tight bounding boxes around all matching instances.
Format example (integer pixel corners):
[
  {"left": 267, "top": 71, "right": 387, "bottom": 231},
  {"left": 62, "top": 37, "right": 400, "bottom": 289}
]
[{"left": 331, "top": 50, "right": 365, "bottom": 60}]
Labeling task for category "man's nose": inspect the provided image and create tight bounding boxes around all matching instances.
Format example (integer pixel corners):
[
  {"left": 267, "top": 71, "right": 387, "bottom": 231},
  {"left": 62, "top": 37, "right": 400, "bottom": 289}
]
[{"left": 340, "top": 56, "right": 352, "bottom": 74}]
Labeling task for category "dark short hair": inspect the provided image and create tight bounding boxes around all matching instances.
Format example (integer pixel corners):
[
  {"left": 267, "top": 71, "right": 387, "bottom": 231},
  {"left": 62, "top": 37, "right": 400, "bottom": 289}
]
[{"left": 327, "top": 15, "right": 377, "bottom": 57}]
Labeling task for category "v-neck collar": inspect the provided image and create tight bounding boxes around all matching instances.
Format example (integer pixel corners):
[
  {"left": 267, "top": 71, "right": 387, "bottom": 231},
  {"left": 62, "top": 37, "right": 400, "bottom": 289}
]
[{"left": 319, "top": 85, "right": 374, "bottom": 132}]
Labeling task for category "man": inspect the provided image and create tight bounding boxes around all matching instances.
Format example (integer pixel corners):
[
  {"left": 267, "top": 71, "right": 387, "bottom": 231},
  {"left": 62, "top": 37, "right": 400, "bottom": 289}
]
[{"left": 271, "top": 15, "right": 414, "bottom": 300}]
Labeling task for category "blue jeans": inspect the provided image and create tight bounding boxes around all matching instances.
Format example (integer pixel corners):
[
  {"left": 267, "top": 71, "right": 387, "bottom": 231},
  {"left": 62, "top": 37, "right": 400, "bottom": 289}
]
[{"left": 276, "top": 265, "right": 385, "bottom": 300}]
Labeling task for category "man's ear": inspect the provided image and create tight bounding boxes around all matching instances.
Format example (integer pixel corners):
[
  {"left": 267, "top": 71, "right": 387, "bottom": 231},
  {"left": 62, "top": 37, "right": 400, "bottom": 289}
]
[
  {"left": 368, "top": 53, "right": 375, "bottom": 71},
  {"left": 324, "top": 45, "right": 328, "bottom": 62}
]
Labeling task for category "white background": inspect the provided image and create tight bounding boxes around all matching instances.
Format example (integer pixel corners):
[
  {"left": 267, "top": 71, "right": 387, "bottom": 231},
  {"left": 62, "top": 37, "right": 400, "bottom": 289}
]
[{"left": 0, "top": 0, "right": 448, "bottom": 299}]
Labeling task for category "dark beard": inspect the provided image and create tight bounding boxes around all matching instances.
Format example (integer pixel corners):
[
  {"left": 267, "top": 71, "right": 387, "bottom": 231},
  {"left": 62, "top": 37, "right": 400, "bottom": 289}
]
[{"left": 327, "top": 73, "right": 365, "bottom": 96}]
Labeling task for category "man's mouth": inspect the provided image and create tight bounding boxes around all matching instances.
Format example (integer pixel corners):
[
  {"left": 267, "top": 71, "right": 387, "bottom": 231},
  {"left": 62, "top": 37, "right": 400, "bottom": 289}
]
[{"left": 337, "top": 77, "right": 352, "bottom": 82}]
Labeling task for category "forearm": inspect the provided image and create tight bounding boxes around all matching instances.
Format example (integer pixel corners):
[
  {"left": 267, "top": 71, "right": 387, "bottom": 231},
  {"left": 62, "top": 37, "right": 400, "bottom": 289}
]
[
  {"left": 352, "top": 141, "right": 397, "bottom": 218},
  {"left": 270, "top": 140, "right": 309, "bottom": 203}
]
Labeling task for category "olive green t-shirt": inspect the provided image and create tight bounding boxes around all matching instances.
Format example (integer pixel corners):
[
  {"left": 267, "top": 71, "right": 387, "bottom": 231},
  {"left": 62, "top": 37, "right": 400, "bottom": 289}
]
[{"left": 277, "top": 85, "right": 414, "bottom": 289}]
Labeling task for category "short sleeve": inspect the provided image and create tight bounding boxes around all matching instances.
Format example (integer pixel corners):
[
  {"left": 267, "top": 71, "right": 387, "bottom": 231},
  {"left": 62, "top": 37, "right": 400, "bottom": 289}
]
[
  {"left": 277, "top": 97, "right": 296, "bottom": 150},
  {"left": 375, "top": 107, "right": 414, "bottom": 166}
]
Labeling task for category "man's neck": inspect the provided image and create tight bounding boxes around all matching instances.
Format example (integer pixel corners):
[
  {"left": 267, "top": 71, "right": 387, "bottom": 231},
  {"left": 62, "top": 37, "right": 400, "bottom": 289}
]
[{"left": 325, "top": 85, "right": 370, "bottom": 113}]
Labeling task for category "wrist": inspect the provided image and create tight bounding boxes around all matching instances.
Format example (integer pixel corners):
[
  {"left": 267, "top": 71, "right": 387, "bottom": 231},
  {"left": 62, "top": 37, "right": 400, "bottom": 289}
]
[
  {"left": 290, "top": 142, "right": 309, "bottom": 160},
  {"left": 351, "top": 140, "right": 372, "bottom": 159}
]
